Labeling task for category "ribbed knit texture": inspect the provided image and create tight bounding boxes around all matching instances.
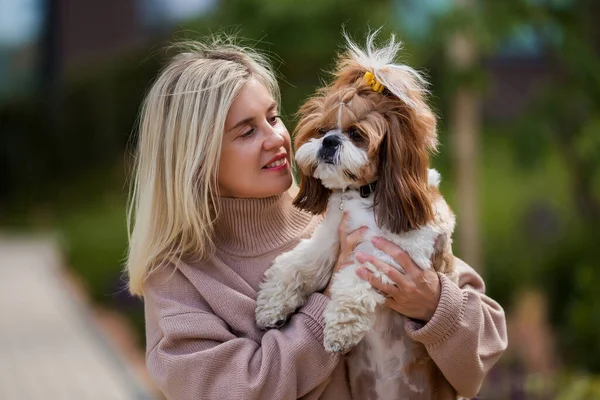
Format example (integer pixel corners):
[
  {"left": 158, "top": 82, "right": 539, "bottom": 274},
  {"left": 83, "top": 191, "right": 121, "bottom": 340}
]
[
  {"left": 142, "top": 191, "right": 507, "bottom": 400},
  {"left": 215, "top": 193, "right": 314, "bottom": 258},
  {"left": 213, "top": 193, "right": 315, "bottom": 291}
]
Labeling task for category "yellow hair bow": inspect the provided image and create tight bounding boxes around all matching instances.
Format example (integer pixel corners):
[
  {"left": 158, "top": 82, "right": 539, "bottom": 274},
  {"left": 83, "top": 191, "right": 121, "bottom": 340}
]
[{"left": 363, "top": 71, "right": 384, "bottom": 93}]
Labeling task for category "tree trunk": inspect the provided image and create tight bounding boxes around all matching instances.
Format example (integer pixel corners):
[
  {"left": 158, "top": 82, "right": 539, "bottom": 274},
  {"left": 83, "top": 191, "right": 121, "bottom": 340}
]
[{"left": 447, "top": 1, "right": 482, "bottom": 272}]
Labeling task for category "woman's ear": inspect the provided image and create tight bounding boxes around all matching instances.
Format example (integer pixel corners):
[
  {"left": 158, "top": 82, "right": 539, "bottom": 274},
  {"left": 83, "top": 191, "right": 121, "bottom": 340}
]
[
  {"left": 293, "top": 172, "right": 331, "bottom": 215},
  {"left": 373, "top": 116, "right": 434, "bottom": 234}
]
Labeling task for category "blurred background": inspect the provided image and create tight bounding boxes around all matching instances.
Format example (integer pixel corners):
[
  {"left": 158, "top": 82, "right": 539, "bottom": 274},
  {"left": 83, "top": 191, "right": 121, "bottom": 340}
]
[{"left": 1, "top": 0, "right": 599, "bottom": 398}]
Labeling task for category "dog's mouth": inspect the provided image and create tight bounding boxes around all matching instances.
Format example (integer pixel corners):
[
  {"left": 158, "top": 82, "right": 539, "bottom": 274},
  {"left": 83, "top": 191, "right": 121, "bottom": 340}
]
[{"left": 317, "top": 148, "right": 337, "bottom": 165}]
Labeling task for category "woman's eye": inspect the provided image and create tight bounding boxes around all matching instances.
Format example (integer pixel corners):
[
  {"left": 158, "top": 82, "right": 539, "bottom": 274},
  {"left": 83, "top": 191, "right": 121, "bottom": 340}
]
[
  {"left": 240, "top": 128, "right": 255, "bottom": 138},
  {"left": 268, "top": 115, "right": 281, "bottom": 126}
]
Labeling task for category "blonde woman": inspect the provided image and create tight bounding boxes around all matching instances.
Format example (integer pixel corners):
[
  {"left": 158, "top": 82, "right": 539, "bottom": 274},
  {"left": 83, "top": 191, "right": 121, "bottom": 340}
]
[{"left": 127, "top": 35, "right": 507, "bottom": 400}]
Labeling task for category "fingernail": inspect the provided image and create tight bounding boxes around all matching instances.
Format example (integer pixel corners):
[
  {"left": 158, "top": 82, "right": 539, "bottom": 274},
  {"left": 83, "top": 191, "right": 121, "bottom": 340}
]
[
  {"left": 371, "top": 237, "right": 382, "bottom": 245},
  {"left": 355, "top": 252, "right": 367, "bottom": 263},
  {"left": 356, "top": 266, "right": 368, "bottom": 279}
]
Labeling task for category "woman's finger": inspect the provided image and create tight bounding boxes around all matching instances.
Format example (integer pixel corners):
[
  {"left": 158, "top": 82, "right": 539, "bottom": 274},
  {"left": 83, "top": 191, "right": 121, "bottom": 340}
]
[
  {"left": 336, "top": 228, "right": 367, "bottom": 272},
  {"left": 345, "top": 226, "right": 368, "bottom": 251},
  {"left": 337, "top": 212, "right": 349, "bottom": 241},
  {"left": 335, "top": 213, "right": 366, "bottom": 272},
  {"left": 372, "top": 237, "right": 421, "bottom": 278},
  {"left": 385, "top": 298, "right": 399, "bottom": 311},
  {"left": 357, "top": 266, "right": 399, "bottom": 297},
  {"left": 356, "top": 252, "right": 406, "bottom": 286}
]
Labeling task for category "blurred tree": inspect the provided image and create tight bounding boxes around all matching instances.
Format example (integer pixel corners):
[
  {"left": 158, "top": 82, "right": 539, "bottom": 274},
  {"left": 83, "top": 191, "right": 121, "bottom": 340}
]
[
  {"left": 478, "top": 0, "right": 600, "bottom": 372},
  {"left": 446, "top": 0, "right": 482, "bottom": 272},
  {"left": 490, "top": 0, "right": 600, "bottom": 372},
  {"left": 391, "top": 0, "right": 600, "bottom": 373},
  {"left": 181, "top": 0, "right": 392, "bottom": 129}
]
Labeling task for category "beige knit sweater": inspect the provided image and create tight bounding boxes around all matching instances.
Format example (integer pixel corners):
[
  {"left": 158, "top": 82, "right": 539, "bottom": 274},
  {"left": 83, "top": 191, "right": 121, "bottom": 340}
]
[{"left": 143, "top": 191, "right": 507, "bottom": 400}]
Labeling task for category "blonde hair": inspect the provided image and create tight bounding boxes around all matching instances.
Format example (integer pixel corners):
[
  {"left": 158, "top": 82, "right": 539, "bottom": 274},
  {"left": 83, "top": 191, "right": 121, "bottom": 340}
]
[{"left": 126, "top": 36, "right": 280, "bottom": 296}]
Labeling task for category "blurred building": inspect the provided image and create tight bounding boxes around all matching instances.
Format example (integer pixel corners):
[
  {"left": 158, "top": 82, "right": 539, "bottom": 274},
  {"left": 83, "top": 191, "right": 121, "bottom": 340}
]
[
  {"left": 0, "top": 0, "right": 43, "bottom": 101},
  {"left": 0, "top": 0, "right": 215, "bottom": 103}
]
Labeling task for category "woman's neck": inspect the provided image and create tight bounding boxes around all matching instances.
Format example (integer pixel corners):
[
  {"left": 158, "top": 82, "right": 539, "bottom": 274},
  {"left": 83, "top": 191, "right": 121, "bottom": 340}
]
[{"left": 213, "top": 189, "right": 313, "bottom": 257}]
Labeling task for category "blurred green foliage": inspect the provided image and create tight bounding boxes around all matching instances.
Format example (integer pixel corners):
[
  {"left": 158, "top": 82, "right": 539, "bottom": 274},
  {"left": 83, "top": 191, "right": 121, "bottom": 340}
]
[
  {"left": 0, "top": 50, "right": 162, "bottom": 342},
  {"left": 0, "top": 51, "right": 163, "bottom": 204},
  {"left": 555, "top": 374, "right": 600, "bottom": 400},
  {"left": 1, "top": 0, "right": 599, "bottom": 385},
  {"left": 476, "top": 0, "right": 600, "bottom": 372}
]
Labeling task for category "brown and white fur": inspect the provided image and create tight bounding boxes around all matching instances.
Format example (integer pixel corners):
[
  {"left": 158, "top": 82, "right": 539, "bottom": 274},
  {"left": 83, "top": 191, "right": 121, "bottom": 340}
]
[{"left": 255, "top": 32, "right": 458, "bottom": 398}]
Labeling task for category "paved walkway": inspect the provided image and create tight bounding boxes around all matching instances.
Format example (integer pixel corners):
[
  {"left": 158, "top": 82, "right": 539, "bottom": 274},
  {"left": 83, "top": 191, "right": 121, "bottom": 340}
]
[{"left": 0, "top": 236, "right": 155, "bottom": 400}]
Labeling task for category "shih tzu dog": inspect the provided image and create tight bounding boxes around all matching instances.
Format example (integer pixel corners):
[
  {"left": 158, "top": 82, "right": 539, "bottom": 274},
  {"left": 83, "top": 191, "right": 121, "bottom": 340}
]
[{"left": 256, "top": 31, "right": 457, "bottom": 398}]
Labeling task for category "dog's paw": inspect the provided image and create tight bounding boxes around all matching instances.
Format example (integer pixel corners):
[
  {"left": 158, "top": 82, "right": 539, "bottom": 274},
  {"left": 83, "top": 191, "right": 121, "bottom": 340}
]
[
  {"left": 323, "top": 323, "right": 365, "bottom": 353},
  {"left": 323, "top": 333, "right": 353, "bottom": 353},
  {"left": 323, "top": 312, "right": 370, "bottom": 353},
  {"left": 255, "top": 289, "right": 307, "bottom": 330},
  {"left": 255, "top": 312, "right": 287, "bottom": 330},
  {"left": 255, "top": 304, "right": 289, "bottom": 330},
  {"left": 255, "top": 293, "right": 286, "bottom": 329}
]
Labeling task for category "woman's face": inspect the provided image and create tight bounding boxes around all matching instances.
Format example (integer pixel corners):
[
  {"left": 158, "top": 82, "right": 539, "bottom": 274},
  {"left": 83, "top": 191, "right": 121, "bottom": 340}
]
[{"left": 218, "top": 79, "right": 293, "bottom": 198}]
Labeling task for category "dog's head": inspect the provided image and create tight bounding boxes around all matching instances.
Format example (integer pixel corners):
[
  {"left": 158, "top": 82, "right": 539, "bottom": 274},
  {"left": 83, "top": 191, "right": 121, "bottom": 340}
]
[{"left": 293, "top": 32, "right": 438, "bottom": 234}]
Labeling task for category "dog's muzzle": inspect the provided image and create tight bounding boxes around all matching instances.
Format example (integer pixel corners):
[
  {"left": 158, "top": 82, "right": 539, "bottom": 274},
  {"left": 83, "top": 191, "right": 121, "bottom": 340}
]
[{"left": 317, "top": 135, "right": 341, "bottom": 165}]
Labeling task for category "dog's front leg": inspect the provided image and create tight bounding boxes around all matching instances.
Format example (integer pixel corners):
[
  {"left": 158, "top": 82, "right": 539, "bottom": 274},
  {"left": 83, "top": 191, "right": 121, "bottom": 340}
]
[
  {"left": 323, "top": 264, "right": 386, "bottom": 352},
  {"left": 255, "top": 213, "right": 341, "bottom": 330}
]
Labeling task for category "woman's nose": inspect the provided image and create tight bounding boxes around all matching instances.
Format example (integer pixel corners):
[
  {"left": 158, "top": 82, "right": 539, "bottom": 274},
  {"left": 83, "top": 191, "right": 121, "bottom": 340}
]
[{"left": 263, "top": 123, "right": 285, "bottom": 150}]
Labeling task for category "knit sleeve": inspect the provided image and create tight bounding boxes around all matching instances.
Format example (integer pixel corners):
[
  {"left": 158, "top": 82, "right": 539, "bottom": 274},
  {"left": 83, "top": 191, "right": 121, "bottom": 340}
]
[
  {"left": 144, "top": 276, "right": 340, "bottom": 400},
  {"left": 404, "top": 258, "right": 508, "bottom": 398}
]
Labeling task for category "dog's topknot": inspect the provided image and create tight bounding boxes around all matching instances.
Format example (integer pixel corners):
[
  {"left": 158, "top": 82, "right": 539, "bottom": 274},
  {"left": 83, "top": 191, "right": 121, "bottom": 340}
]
[{"left": 339, "top": 29, "right": 430, "bottom": 111}]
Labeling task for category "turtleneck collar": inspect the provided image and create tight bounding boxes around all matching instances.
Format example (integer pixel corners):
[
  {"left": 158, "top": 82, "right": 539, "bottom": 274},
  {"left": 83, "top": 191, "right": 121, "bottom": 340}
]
[{"left": 213, "top": 191, "right": 314, "bottom": 258}]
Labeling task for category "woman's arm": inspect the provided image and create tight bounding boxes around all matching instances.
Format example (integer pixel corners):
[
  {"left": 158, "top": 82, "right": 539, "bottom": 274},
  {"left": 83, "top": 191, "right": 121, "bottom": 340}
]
[
  {"left": 403, "top": 258, "right": 507, "bottom": 397},
  {"left": 144, "top": 271, "right": 340, "bottom": 400},
  {"left": 356, "top": 239, "right": 508, "bottom": 398}
]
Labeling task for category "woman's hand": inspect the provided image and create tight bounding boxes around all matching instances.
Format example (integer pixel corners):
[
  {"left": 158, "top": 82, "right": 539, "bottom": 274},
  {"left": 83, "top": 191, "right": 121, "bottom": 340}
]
[
  {"left": 355, "top": 237, "right": 441, "bottom": 322},
  {"left": 323, "top": 213, "right": 367, "bottom": 297}
]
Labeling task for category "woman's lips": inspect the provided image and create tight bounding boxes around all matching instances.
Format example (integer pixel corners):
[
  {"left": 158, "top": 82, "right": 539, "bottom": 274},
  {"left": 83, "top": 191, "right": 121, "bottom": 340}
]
[
  {"left": 263, "top": 153, "right": 288, "bottom": 170},
  {"left": 263, "top": 157, "right": 288, "bottom": 171}
]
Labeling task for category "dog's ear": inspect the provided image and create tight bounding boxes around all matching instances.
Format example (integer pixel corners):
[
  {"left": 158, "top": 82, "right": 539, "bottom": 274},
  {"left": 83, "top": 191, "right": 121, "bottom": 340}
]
[
  {"left": 293, "top": 171, "right": 331, "bottom": 215},
  {"left": 291, "top": 93, "right": 332, "bottom": 214},
  {"left": 374, "top": 112, "right": 434, "bottom": 234},
  {"left": 371, "top": 62, "right": 438, "bottom": 234},
  {"left": 376, "top": 65, "right": 438, "bottom": 151}
]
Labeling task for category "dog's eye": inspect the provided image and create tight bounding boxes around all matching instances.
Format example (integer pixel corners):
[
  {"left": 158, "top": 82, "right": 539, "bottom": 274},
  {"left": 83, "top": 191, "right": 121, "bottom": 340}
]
[
  {"left": 318, "top": 128, "right": 329, "bottom": 136},
  {"left": 347, "top": 128, "right": 363, "bottom": 142}
]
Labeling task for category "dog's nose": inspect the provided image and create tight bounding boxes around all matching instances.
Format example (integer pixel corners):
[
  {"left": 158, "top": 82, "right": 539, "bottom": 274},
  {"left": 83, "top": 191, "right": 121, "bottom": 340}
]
[{"left": 322, "top": 135, "right": 341, "bottom": 149}]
